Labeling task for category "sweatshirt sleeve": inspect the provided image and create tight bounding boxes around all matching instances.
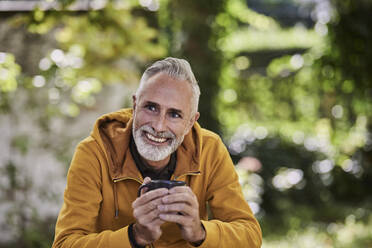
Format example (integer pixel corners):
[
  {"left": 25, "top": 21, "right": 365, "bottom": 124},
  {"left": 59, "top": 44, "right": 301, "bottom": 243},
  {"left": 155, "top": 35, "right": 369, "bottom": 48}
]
[
  {"left": 198, "top": 138, "right": 262, "bottom": 248},
  {"left": 52, "top": 141, "right": 133, "bottom": 248}
]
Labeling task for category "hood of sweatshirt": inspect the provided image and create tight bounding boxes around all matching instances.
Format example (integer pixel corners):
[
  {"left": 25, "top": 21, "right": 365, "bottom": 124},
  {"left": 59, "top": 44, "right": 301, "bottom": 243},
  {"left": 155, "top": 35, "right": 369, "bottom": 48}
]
[{"left": 90, "top": 108, "right": 202, "bottom": 181}]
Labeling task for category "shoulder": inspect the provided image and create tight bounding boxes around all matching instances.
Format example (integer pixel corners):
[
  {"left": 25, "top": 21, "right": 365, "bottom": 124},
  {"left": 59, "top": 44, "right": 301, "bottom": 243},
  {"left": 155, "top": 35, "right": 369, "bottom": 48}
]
[
  {"left": 198, "top": 128, "right": 230, "bottom": 160},
  {"left": 80, "top": 135, "right": 98, "bottom": 146},
  {"left": 67, "top": 136, "right": 104, "bottom": 182},
  {"left": 71, "top": 135, "right": 104, "bottom": 167},
  {"left": 77, "top": 136, "right": 101, "bottom": 153},
  {"left": 200, "top": 128, "right": 224, "bottom": 148}
]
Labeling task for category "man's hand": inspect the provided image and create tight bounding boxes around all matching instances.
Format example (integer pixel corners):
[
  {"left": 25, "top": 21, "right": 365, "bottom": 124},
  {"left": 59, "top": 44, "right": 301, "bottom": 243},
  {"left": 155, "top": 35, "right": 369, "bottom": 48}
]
[
  {"left": 157, "top": 186, "right": 206, "bottom": 245},
  {"left": 132, "top": 177, "right": 169, "bottom": 246}
]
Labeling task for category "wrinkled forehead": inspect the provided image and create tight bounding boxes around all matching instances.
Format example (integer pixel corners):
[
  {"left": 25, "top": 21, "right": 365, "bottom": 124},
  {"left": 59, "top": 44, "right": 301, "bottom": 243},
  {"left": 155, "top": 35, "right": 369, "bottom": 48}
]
[{"left": 137, "top": 73, "right": 194, "bottom": 114}]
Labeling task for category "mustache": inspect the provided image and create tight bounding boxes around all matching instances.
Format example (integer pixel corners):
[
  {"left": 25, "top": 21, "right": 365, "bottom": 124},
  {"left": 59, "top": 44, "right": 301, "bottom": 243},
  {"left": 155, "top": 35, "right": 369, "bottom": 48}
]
[{"left": 139, "top": 125, "right": 176, "bottom": 139}]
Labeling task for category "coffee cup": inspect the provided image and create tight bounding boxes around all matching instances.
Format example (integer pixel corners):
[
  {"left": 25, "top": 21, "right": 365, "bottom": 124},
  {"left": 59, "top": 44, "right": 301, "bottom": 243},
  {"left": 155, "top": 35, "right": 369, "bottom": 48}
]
[{"left": 137, "top": 180, "right": 186, "bottom": 197}]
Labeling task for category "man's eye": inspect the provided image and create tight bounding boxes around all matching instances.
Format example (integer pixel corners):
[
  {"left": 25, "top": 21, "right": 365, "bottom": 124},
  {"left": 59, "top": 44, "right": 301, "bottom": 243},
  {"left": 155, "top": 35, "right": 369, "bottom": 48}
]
[
  {"left": 170, "top": 112, "right": 181, "bottom": 118},
  {"left": 146, "top": 105, "right": 156, "bottom": 111}
]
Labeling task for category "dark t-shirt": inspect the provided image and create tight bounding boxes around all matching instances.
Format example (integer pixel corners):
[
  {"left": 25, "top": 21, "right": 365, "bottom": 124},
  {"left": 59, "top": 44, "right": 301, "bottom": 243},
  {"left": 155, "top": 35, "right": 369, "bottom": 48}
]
[{"left": 128, "top": 135, "right": 177, "bottom": 248}]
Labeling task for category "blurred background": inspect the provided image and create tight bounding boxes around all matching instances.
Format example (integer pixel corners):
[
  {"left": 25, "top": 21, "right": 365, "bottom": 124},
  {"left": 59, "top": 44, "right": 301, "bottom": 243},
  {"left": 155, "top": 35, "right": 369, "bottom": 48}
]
[{"left": 0, "top": 0, "right": 371, "bottom": 247}]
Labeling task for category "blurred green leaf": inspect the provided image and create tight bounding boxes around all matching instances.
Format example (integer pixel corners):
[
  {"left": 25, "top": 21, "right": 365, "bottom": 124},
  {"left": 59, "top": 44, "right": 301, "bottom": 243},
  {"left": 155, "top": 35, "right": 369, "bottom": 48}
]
[
  {"left": 11, "top": 135, "right": 30, "bottom": 155},
  {"left": 0, "top": 53, "right": 21, "bottom": 92}
]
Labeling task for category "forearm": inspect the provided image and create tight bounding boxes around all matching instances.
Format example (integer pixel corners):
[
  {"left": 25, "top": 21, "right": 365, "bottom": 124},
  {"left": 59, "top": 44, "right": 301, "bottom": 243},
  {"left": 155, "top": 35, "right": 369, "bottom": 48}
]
[
  {"left": 52, "top": 226, "right": 132, "bottom": 248},
  {"left": 201, "top": 140, "right": 262, "bottom": 247},
  {"left": 199, "top": 219, "right": 262, "bottom": 248}
]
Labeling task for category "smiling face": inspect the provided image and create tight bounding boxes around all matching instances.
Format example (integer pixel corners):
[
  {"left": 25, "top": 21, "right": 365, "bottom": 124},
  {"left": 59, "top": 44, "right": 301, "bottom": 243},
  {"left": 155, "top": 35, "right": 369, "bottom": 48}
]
[{"left": 132, "top": 72, "right": 199, "bottom": 169}]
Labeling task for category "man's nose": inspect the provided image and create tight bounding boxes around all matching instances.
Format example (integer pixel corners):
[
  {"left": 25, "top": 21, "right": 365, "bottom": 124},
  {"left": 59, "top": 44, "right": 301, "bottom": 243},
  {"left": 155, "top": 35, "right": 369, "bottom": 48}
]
[{"left": 152, "top": 114, "right": 167, "bottom": 133}]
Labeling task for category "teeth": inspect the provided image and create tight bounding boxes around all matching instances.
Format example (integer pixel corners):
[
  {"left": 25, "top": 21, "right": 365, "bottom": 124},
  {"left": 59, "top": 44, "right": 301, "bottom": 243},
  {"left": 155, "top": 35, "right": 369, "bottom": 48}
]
[{"left": 146, "top": 132, "right": 167, "bottom": 143}]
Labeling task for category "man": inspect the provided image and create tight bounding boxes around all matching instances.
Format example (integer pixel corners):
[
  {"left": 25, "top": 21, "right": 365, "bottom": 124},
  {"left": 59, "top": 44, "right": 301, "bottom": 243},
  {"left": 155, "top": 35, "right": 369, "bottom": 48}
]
[{"left": 52, "top": 57, "right": 262, "bottom": 248}]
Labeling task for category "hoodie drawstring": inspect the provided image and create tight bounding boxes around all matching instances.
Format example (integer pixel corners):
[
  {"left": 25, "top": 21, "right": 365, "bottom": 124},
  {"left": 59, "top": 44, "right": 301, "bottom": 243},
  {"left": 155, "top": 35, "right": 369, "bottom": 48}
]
[{"left": 113, "top": 182, "right": 119, "bottom": 219}]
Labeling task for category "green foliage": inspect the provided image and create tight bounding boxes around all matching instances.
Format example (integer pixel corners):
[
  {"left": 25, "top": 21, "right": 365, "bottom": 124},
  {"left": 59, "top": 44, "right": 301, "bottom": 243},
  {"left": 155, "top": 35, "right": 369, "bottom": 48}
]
[
  {"left": 0, "top": 215, "right": 55, "bottom": 248},
  {"left": 11, "top": 135, "right": 30, "bottom": 155},
  {"left": 3, "top": 161, "right": 17, "bottom": 190},
  {"left": 262, "top": 214, "right": 372, "bottom": 248},
  {"left": 157, "top": 0, "right": 227, "bottom": 132},
  {"left": 329, "top": 0, "right": 372, "bottom": 90},
  {"left": 0, "top": 53, "right": 22, "bottom": 112},
  {"left": 20, "top": 216, "right": 55, "bottom": 248},
  {"left": 0, "top": 53, "right": 21, "bottom": 92},
  {"left": 6, "top": 1, "right": 165, "bottom": 120},
  {"left": 215, "top": 0, "right": 372, "bottom": 244},
  {"left": 217, "top": 0, "right": 371, "bottom": 162},
  {"left": 221, "top": 27, "right": 322, "bottom": 53}
]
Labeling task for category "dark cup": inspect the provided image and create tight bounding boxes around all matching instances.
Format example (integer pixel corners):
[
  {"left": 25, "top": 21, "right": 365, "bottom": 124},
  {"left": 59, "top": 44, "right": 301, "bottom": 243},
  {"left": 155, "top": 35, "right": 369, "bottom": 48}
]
[{"left": 137, "top": 180, "right": 186, "bottom": 197}]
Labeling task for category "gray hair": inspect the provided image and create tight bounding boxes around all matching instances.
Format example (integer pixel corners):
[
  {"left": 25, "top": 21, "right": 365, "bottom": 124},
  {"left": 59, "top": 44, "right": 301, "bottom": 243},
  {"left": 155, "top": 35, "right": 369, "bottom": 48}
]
[{"left": 135, "top": 57, "right": 200, "bottom": 116}]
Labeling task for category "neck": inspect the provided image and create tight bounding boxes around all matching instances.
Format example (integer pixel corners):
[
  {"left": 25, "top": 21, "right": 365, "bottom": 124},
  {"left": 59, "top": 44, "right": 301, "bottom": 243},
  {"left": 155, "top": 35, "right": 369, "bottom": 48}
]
[{"left": 141, "top": 155, "right": 171, "bottom": 171}]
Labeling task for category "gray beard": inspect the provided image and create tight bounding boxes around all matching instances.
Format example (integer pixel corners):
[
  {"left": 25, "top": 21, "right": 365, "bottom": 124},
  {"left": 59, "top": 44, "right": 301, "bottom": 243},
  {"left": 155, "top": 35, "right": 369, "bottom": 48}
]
[{"left": 132, "top": 124, "right": 185, "bottom": 162}]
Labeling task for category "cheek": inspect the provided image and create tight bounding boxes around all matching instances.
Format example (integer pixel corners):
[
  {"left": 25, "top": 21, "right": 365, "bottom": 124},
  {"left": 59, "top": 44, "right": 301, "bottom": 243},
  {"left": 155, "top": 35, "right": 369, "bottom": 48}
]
[
  {"left": 134, "top": 111, "right": 150, "bottom": 128},
  {"left": 170, "top": 123, "right": 189, "bottom": 138}
]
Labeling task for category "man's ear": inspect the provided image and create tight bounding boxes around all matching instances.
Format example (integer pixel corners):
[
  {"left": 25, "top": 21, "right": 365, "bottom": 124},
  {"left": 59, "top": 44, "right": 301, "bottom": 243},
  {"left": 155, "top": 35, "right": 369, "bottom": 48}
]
[
  {"left": 193, "top": 112, "right": 200, "bottom": 123},
  {"left": 187, "top": 112, "right": 200, "bottom": 131},
  {"left": 132, "top": 95, "right": 137, "bottom": 110}
]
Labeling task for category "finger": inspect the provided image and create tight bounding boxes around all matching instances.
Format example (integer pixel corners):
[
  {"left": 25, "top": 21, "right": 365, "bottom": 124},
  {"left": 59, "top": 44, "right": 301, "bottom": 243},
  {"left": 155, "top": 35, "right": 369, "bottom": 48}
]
[
  {"left": 138, "top": 215, "right": 166, "bottom": 231},
  {"left": 140, "top": 187, "right": 148, "bottom": 196},
  {"left": 162, "top": 193, "right": 196, "bottom": 205},
  {"left": 150, "top": 217, "right": 166, "bottom": 227},
  {"left": 141, "top": 188, "right": 169, "bottom": 203},
  {"left": 169, "top": 186, "right": 192, "bottom": 194},
  {"left": 134, "top": 198, "right": 164, "bottom": 223},
  {"left": 139, "top": 177, "right": 152, "bottom": 196},
  {"left": 143, "top": 177, "right": 152, "bottom": 184},
  {"left": 136, "top": 208, "right": 162, "bottom": 224},
  {"left": 133, "top": 188, "right": 169, "bottom": 208},
  {"left": 158, "top": 212, "right": 189, "bottom": 225},
  {"left": 135, "top": 209, "right": 158, "bottom": 224},
  {"left": 158, "top": 203, "right": 193, "bottom": 215},
  {"left": 133, "top": 197, "right": 163, "bottom": 217}
]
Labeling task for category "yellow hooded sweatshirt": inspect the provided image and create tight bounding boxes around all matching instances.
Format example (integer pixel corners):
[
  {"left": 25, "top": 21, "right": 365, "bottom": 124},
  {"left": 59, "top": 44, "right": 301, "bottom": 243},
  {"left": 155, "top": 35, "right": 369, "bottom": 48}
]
[{"left": 52, "top": 108, "right": 262, "bottom": 248}]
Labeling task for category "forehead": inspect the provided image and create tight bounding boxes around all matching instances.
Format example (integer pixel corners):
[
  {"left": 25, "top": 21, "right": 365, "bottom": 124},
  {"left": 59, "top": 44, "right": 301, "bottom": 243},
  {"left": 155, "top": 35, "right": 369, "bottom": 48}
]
[{"left": 138, "top": 73, "right": 193, "bottom": 113}]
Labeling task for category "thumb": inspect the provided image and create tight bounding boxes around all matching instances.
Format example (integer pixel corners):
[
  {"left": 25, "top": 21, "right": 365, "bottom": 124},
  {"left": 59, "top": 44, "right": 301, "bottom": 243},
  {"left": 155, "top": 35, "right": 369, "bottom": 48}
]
[
  {"left": 139, "top": 177, "right": 152, "bottom": 196},
  {"left": 143, "top": 177, "right": 152, "bottom": 184}
]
